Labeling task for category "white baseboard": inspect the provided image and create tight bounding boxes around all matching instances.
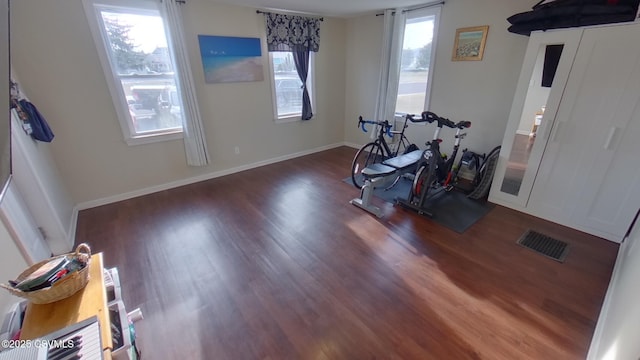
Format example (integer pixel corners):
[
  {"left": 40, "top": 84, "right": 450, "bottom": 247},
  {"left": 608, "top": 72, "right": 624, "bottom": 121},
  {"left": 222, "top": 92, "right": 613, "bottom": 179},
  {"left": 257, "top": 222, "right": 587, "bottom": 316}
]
[
  {"left": 77, "top": 142, "right": 346, "bottom": 210},
  {"left": 343, "top": 142, "right": 362, "bottom": 149},
  {"left": 488, "top": 196, "right": 622, "bottom": 243},
  {"left": 586, "top": 240, "right": 627, "bottom": 359}
]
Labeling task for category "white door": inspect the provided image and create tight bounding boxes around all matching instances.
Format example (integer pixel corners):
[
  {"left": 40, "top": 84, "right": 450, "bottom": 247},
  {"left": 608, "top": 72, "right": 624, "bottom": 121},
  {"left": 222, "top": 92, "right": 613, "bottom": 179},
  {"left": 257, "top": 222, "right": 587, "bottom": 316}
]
[
  {"left": 489, "top": 29, "right": 582, "bottom": 209},
  {"left": 528, "top": 23, "right": 640, "bottom": 242},
  {"left": 0, "top": 180, "right": 51, "bottom": 264}
]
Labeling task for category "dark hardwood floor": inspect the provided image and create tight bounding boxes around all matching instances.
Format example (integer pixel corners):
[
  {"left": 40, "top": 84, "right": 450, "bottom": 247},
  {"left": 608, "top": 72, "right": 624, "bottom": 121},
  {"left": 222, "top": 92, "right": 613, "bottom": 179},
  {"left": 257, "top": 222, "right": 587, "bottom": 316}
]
[{"left": 76, "top": 146, "right": 618, "bottom": 359}]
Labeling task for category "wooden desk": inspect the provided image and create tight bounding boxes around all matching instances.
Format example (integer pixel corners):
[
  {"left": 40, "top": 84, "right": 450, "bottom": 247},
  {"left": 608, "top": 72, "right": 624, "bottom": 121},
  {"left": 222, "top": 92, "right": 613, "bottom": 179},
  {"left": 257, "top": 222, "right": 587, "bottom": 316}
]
[{"left": 20, "top": 253, "right": 113, "bottom": 354}]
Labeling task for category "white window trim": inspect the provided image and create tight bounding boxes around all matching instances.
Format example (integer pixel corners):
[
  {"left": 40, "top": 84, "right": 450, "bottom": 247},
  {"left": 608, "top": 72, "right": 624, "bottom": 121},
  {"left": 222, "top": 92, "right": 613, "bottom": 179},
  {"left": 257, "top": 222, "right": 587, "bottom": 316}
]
[
  {"left": 82, "top": 0, "right": 184, "bottom": 146},
  {"left": 268, "top": 52, "right": 316, "bottom": 123},
  {"left": 395, "top": 5, "right": 441, "bottom": 118}
]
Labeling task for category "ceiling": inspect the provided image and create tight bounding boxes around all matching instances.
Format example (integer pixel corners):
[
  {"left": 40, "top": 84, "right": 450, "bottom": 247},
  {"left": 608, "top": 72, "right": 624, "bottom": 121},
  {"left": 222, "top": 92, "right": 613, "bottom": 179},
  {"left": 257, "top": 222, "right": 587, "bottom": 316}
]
[{"left": 208, "top": 0, "right": 436, "bottom": 17}]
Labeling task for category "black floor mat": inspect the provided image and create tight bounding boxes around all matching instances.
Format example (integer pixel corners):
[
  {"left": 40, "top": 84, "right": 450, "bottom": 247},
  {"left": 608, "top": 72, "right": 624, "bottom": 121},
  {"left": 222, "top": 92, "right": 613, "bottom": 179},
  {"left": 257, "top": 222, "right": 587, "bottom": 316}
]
[
  {"left": 345, "top": 177, "right": 494, "bottom": 233},
  {"left": 517, "top": 230, "right": 569, "bottom": 262}
]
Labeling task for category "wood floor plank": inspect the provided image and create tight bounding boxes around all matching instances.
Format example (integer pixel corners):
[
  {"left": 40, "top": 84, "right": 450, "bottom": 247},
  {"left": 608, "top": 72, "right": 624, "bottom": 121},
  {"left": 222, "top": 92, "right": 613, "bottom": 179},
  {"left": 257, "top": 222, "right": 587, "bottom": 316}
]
[{"left": 76, "top": 146, "right": 618, "bottom": 359}]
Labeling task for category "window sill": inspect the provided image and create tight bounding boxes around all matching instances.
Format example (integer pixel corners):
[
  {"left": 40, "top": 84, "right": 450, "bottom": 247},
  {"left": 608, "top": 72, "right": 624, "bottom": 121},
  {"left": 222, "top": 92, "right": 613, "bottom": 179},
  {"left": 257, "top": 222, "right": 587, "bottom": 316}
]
[
  {"left": 275, "top": 114, "right": 302, "bottom": 124},
  {"left": 125, "top": 130, "right": 183, "bottom": 146},
  {"left": 274, "top": 113, "right": 318, "bottom": 124}
]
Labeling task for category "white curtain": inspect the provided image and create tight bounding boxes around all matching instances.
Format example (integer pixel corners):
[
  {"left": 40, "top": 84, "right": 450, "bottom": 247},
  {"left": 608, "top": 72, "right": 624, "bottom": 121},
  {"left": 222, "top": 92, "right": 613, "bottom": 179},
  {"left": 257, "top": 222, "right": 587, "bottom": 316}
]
[
  {"left": 373, "top": 9, "right": 406, "bottom": 139},
  {"left": 161, "top": 0, "right": 210, "bottom": 166}
]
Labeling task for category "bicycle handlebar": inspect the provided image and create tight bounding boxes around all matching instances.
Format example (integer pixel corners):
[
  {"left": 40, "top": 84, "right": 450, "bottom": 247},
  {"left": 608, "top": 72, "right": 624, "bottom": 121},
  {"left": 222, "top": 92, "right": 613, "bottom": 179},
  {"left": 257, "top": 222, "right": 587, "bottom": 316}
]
[
  {"left": 405, "top": 113, "right": 431, "bottom": 123},
  {"left": 357, "top": 116, "right": 393, "bottom": 137},
  {"left": 421, "top": 111, "right": 440, "bottom": 124},
  {"left": 420, "top": 111, "right": 471, "bottom": 129}
]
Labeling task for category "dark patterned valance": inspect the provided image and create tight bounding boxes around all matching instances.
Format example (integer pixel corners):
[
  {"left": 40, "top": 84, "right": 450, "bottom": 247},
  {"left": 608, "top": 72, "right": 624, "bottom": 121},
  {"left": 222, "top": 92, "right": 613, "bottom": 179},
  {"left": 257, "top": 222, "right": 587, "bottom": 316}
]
[{"left": 265, "top": 13, "right": 321, "bottom": 52}]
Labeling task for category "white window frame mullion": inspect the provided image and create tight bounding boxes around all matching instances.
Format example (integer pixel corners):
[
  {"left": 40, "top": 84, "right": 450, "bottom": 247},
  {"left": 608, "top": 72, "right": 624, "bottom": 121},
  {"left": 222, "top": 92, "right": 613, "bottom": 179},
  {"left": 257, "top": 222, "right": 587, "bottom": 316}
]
[
  {"left": 393, "top": 5, "right": 442, "bottom": 117},
  {"left": 82, "top": 0, "right": 184, "bottom": 145},
  {"left": 268, "top": 51, "right": 315, "bottom": 123}
]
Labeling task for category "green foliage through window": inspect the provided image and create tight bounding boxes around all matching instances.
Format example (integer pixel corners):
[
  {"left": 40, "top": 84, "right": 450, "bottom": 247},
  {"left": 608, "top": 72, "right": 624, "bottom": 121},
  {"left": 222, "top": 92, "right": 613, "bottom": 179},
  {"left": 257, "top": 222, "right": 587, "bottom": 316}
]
[{"left": 102, "top": 14, "right": 146, "bottom": 74}]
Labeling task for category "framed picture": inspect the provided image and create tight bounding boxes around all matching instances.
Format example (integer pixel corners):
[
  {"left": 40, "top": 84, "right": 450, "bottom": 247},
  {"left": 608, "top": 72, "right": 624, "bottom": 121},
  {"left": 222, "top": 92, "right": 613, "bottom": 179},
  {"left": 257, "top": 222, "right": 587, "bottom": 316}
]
[
  {"left": 197, "top": 35, "right": 264, "bottom": 84},
  {"left": 452, "top": 26, "right": 489, "bottom": 61}
]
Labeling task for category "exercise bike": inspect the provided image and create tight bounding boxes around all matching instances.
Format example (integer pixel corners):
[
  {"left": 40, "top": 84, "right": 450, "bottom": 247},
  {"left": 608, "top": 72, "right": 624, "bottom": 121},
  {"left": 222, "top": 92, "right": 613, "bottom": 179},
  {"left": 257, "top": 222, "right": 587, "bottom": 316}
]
[{"left": 396, "top": 111, "right": 471, "bottom": 217}]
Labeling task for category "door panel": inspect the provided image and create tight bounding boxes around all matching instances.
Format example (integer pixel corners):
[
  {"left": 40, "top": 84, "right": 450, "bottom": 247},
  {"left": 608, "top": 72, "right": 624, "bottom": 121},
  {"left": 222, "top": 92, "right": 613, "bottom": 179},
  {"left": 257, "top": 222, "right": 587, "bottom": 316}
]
[
  {"left": 528, "top": 23, "right": 640, "bottom": 242},
  {"left": 573, "top": 63, "right": 640, "bottom": 238},
  {"left": 489, "top": 29, "right": 582, "bottom": 209}
]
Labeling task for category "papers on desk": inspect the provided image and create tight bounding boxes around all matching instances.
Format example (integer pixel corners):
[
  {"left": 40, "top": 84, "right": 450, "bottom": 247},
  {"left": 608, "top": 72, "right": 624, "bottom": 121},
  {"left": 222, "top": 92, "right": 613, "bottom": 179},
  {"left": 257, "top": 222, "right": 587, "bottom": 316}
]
[
  {"left": 8, "top": 257, "right": 86, "bottom": 293},
  {"left": 0, "top": 317, "right": 103, "bottom": 360}
]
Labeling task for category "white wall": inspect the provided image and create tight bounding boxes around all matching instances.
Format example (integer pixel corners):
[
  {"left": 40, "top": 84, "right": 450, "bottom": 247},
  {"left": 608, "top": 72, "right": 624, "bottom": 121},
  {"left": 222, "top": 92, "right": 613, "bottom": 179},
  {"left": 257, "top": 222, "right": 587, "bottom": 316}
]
[
  {"left": 588, "top": 220, "right": 640, "bottom": 360},
  {"left": 344, "top": 0, "right": 536, "bottom": 157},
  {"left": 11, "top": 105, "right": 75, "bottom": 255},
  {"left": 343, "top": 14, "right": 385, "bottom": 147},
  {"left": 10, "top": 0, "right": 346, "bottom": 205}
]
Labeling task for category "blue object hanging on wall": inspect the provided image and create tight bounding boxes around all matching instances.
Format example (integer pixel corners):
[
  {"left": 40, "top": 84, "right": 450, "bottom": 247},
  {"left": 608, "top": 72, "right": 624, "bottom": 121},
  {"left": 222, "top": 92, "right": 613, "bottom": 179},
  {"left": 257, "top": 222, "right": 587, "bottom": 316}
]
[{"left": 18, "top": 99, "right": 54, "bottom": 142}]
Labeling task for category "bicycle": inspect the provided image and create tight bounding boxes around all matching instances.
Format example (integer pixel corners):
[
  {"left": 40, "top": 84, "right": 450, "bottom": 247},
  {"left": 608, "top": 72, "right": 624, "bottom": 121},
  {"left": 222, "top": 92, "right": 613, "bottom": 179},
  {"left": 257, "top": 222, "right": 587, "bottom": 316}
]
[
  {"left": 466, "top": 145, "right": 501, "bottom": 200},
  {"left": 396, "top": 111, "right": 471, "bottom": 216},
  {"left": 350, "top": 115, "right": 420, "bottom": 189}
]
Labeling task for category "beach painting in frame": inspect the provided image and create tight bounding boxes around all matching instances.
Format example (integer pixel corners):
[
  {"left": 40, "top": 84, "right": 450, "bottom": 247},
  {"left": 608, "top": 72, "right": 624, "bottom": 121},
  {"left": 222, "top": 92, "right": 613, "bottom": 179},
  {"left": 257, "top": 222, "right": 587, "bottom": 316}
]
[
  {"left": 198, "top": 35, "right": 264, "bottom": 83},
  {"left": 452, "top": 26, "right": 489, "bottom": 61}
]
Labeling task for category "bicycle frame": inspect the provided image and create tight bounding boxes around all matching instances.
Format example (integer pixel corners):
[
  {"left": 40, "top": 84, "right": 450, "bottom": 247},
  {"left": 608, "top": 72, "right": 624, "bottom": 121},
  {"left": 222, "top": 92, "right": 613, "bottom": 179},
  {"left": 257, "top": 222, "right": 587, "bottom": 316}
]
[
  {"left": 358, "top": 118, "right": 393, "bottom": 157},
  {"left": 351, "top": 115, "right": 423, "bottom": 189},
  {"left": 358, "top": 116, "right": 413, "bottom": 159},
  {"left": 428, "top": 117, "right": 469, "bottom": 186},
  {"left": 377, "top": 124, "right": 395, "bottom": 158},
  {"left": 423, "top": 117, "right": 449, "bottom": 182},
  {"left": 389, "top": 116, "right": 414, "bottom": 157},
  {"left": 442, "top": 127, "right": 467, "bottom": 187},
  {"left": 396, "top": 111, "right": 471, "bottom": 216}
]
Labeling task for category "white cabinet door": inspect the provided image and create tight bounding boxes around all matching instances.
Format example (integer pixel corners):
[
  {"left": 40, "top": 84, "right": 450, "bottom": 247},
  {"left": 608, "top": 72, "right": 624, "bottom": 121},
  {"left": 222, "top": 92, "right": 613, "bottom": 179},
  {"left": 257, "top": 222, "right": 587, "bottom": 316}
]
[
  {"left": 528, "top": 23, "right": 640, "bottom": 242},
  {"left": 0, "top": 180, "right": 51, "bottom": 264},
  {"left": 489, "top": 29, "right": 582, "bottom": 209}
]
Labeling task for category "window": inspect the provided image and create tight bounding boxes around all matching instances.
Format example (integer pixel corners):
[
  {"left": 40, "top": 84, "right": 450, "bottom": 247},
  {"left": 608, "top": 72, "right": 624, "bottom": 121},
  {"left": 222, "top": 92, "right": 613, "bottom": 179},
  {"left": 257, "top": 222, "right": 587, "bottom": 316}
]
[
  {"left": 395, "top": 8, "right": 440, "bottom": 115},
  {"left": 269, "top": 52, "right": 314, "bottom": 121},
  {"left": 84, "top": 0, "right": 185, "bottom": 144}
]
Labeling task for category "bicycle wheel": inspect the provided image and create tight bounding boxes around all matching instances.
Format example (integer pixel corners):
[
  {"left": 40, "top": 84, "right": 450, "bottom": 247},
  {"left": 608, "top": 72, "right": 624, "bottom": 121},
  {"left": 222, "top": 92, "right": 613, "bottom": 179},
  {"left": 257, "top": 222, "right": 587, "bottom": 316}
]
[
  {"left": 474, "top": 146, "right": 501, "bottom": 187},
  {"left": 412, "top": 165, "right": 427, "bottom": 196},
  {"left": 412, "top": 162, "right": 439, "bottom": 203},
  {"left": 412, "top": 148, "right": 440, "bottom": 200},
  {"left": 351, "top": 142, "right": 385, "bottom": 189}
]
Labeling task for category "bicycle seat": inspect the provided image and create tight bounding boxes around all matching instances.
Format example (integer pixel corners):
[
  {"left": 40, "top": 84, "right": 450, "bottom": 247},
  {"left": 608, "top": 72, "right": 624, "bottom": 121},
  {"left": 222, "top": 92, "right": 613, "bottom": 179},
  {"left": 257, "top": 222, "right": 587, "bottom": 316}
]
[{"left": 455, "top": 120, "right": 471, "bottom": 129}]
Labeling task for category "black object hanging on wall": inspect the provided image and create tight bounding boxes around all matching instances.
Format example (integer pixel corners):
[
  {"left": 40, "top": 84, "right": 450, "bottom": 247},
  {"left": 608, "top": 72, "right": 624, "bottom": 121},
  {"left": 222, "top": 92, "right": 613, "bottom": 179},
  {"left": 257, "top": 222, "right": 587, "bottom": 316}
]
[{"left": 507, "top": 0, "right": 640, "bottom": 36}]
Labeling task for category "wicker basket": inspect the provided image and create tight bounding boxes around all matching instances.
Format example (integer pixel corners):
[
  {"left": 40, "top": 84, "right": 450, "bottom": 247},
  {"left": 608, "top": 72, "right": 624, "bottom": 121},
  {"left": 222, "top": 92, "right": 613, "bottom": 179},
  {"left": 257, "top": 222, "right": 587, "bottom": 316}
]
[{"left": 0, "top": 244, "right": 92, "bottom": 304}]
